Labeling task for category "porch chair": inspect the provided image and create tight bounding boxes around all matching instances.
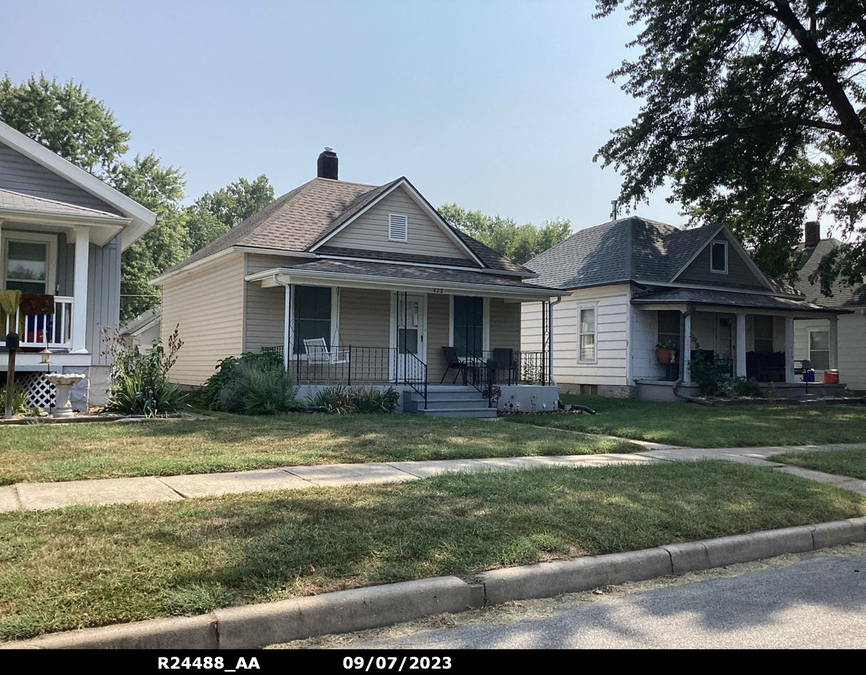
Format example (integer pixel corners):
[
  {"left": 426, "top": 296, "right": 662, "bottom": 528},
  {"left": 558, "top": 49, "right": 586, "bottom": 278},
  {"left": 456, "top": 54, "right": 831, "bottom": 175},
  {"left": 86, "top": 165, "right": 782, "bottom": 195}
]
[
  {"left": 303, "top": 338, "right": 349, "bottom": 364},
  {"left": 440, "top": 345, "right": 468, "bottom": 384},
  {"left": 491, "top": 347, "right": 519, "bottom": 385}
]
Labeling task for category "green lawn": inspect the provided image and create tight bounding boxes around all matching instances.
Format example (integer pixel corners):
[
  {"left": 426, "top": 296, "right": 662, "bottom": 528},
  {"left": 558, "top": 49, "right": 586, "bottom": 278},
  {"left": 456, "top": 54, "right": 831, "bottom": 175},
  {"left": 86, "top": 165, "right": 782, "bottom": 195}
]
[
  {"left": 1, "top": 460, "right": 862, "bottom": 642},
  {"left": 505, "top": 395, "right": 866, "bottom": 448},
  {"left": 768, "top": 448, "right": 866, "bottom": 480},
  {"left": 0, "top": 413, "right": 638, "bottom": 485}
]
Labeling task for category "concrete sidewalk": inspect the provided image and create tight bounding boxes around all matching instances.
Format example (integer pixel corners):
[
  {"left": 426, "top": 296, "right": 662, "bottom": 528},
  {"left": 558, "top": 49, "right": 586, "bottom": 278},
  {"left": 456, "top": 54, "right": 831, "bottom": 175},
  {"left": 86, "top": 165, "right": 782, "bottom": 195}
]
[{"left": 2, "top": 442, "right": 865, "bottom": 513}]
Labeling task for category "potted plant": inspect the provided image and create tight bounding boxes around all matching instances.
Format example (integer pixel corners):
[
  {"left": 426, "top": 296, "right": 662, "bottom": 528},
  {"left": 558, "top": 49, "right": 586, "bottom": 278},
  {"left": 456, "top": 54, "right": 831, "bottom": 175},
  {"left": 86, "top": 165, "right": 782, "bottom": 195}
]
[{"left": 656, "top": 340, "right": 678, "bottom": 364}]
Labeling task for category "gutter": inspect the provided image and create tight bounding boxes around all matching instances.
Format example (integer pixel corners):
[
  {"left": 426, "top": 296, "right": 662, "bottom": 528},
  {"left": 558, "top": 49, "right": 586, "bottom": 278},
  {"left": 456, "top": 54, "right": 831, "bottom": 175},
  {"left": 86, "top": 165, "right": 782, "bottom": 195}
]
[{"left": 548, "top": 296, "right": 562, "bottom": 385}]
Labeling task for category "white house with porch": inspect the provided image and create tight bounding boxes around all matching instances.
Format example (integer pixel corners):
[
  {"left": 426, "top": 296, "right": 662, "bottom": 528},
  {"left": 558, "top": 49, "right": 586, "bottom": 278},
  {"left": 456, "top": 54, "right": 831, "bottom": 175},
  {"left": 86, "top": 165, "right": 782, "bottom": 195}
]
[
  {"left": 154, "top": 148, "right": 564, "bottom": 416},
  {"left": 521, "top": 216, "right": 851, "bottom": 401},
  {"left": 0, "top": 120, "right": 158, "bottom": 410}
]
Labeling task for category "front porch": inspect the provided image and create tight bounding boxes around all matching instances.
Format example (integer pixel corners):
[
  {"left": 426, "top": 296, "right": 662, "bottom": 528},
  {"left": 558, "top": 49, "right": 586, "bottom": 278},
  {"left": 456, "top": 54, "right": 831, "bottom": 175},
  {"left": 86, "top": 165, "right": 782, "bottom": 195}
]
[{"left": 245, "top": 264, "right": 562, "bottom": 414}]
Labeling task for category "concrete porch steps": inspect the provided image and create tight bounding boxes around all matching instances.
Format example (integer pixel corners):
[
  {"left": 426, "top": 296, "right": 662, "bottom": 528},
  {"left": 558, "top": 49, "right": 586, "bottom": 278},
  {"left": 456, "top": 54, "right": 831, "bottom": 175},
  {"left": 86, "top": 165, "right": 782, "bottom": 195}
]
[{"left": 411, "top": 385, "right": 498, "bottom": 418}]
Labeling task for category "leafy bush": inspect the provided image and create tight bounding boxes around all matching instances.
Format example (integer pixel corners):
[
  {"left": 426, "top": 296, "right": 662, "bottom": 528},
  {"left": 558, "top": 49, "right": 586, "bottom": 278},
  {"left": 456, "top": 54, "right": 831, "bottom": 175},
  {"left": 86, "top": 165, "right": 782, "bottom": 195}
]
[
  {"left": 349, "top": 387, "right": 399, "bottom": 414},
  {"left": 101, "top": 325, "right": 186, "bottom": 416},
  {"left": 689, "top": 353, "right": 764, "bottom": 399},
  {"left": 204, "top": 351, "right": 284, "bottom": 407},
  {"left": 212, "top": 359, "right": 298, "bottom": 415},
  {"left": 726, "top": 377, "right": 764, "bottom": 399},
  {"left": 0, "top": 387, "right": 27, "bottom": 415},
  {"left": 306, "top": 385, "right": 352, "bottom": 414}
]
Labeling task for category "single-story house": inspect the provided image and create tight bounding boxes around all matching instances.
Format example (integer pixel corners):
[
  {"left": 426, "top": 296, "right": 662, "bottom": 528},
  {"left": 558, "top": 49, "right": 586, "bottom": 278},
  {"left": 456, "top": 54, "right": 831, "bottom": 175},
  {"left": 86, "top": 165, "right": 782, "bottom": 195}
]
[
  {"left": 153, "top": 148, "right": 564, "bottom": 416},
  {"left": 119, "top": 307, "right": 161, "bottom": 353},
  {"left": 792, "top": 222, "right": 866, "bottom": 394},
  {"left": 520, "top": 216, "right": 852, "bottom": 401},
  {"left": 0, "top": 120, "right": 158, "bottom": 410}
]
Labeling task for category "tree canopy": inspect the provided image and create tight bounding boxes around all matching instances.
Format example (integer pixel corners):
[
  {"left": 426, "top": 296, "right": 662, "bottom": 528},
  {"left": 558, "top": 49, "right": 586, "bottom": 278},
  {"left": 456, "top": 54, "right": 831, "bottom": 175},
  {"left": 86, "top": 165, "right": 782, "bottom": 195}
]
[
  {"left": 439, "top": 204, "right": 571, "bottom": 264},
  {"left": 594, "top": 1, "right": 866, "bottom": 292},
  {"left": 185, "top": 175, "right": 274, "bottom": 251}
]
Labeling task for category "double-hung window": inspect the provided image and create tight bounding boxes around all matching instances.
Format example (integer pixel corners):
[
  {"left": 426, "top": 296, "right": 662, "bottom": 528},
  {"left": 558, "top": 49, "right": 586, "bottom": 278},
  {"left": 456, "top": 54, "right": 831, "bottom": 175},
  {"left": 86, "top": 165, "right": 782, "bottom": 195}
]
[
  {"left": 293, "top": 285, "right": 332, "bottom": 356},
  {"left": 808, "top": 329, "right": 830, "bottom": 371},
  {"left": 657, "top": 310, "right": 680, "bottom": 347},
  {"left": 452, "top": 296, "right": 483, "bottom": 358},
  {"left": 753, "top": 316, "right": 774, "bottom": 353},
  {"left": 578, "top": 306, "right": 596, "bottom": 362},
  {"left": 711, "top": 240, "right": 728, "bottom": 274}
]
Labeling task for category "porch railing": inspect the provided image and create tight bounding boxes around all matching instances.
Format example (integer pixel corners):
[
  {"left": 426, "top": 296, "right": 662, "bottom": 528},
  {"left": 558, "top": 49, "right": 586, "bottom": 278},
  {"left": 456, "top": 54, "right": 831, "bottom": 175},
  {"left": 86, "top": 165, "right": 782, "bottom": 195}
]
[
  {"left": 2, "top": 296, "right": 74, "bottom": 350},
  {"left": 263, "top": 344, "right": 428, "bottom": 409}
]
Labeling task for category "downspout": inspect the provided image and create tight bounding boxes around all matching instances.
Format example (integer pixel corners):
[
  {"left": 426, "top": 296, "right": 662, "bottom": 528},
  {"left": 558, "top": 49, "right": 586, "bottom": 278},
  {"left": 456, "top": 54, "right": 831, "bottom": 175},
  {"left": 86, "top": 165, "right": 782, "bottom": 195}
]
[
  {"left": 273, "top": 275, "right": 291, "bottom": 371},
  {"left": 547, "top": 296, "right": 562, "bottom": 386},
  {"left": 673, "top": 303, "right": 709, "bottom": 405}
]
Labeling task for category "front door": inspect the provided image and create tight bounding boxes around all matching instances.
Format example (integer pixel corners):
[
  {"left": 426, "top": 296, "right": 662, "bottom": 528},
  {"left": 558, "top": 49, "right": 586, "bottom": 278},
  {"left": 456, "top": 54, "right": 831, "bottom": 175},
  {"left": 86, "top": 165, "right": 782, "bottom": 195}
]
[{"left": 394, "top": 293, "right": 426, "bottom": 380}]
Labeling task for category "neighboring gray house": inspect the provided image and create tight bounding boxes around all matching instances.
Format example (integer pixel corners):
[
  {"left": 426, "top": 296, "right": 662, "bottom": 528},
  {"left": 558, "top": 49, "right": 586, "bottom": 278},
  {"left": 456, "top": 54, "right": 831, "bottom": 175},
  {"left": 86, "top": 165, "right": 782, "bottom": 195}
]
[
  {"left": 522, "top": 216, "right": 851, "bottom": 401},
  {"left": 120, "top": 308, "right": 162, "bottom": 353},
  {"left": 153, "top": 148, "right": 563, "bottom": 416},
  {"left": 0, "top": 120, "right": 157, "bottom": 409},
  {"left": 793, "top": 222, "right": 866, "bottom": 394}
]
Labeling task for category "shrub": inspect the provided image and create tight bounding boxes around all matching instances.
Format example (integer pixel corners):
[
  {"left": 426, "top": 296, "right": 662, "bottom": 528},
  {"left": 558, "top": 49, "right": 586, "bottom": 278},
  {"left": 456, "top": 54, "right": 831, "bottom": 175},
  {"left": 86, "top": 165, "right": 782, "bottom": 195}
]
[
  {"left": 212, "top": 359, "right": 298, "bottom": 415},
  {"left": 688, "top": 353, "right": 733, "bottom": 397},
  {"left": 349, "top": 387, "right": 399, "bottom": 414},
  {"left": 101, "top": 325, "right": 186, "bottom": 416},
  {"left": 306, "top": 385, "right": 352, "bottom": 414},
  {"left": 0, "top": 387, "right": 27, "bottom": 415},
  {"left": 204, "top": 350, "right": 284, "bottom": 407}
]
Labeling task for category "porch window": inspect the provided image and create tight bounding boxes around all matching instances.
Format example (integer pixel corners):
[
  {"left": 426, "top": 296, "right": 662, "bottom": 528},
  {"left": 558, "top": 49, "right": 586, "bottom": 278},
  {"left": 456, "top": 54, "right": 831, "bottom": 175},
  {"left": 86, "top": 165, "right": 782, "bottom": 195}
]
[
  {"left": 453, "top": 295, "right": 483, "bottom": 357},
  {"left": 808, "top": 329, "right": 830, "bottom": 371},
  {"left": 753, "top": 315, "right": 774, "bottom": 353},
  {"left": 293, "top": 285, "right": 332, "bottom": 355},
  {"left": 579, "top": 306, "right": 596, "bottom": 361},
  {"left": 657, "top": 310, "right": 680, "bottom": 346},
  {"left": 5, "top": 241, "right": 48, "bottom": 294}
]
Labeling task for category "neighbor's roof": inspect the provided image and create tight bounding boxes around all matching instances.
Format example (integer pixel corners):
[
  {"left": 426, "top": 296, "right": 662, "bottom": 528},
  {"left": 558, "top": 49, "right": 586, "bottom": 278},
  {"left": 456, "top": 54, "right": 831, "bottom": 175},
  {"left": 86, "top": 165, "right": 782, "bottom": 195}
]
[
  {"left": 0, "top": 120, "right": 158, "bottom": 249},
  {"left": 0, "top": 187, "right": 126, "bottom": 221},
  {"left": 525, "top": 216, "right": 796, "bottom": 295},
  {"left": 120, "top": 308, "right": 161, "bottom": 337},
  {"left": 160, "top": 176, "right": 533, "bottom": 279},
  {"left": 631, "top": 287, "right": 849, "bottom": 314},
  {"left": 795, "top": 239, "right": 866, "bottom": 307}
]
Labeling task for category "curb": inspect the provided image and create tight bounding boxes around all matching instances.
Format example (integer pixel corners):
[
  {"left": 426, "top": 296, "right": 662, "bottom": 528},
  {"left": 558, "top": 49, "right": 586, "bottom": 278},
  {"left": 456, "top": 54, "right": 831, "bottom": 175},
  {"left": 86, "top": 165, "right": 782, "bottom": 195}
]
[{"left": 6, "top": 516, "right": 866, "bottom": 650}]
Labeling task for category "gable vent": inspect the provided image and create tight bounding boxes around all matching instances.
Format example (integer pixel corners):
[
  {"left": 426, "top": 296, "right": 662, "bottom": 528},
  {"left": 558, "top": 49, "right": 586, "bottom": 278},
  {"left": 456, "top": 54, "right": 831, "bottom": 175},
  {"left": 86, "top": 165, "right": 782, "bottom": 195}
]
[{"left": 388, "top": 213, "right": 408, "bottom": 242}]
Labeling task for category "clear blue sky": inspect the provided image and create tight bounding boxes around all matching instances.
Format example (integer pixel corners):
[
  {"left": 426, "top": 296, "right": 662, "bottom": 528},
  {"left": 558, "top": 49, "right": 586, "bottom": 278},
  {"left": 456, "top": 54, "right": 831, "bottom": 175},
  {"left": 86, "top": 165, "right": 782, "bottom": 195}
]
[{"left": 2, "top": 0, "right": 683, "bottom": 232}]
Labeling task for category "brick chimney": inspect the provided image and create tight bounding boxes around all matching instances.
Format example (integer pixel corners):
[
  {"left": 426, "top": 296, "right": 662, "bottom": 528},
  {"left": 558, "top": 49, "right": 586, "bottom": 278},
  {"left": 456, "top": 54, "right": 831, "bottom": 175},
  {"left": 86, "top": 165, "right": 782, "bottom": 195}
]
[{"left": 804, "top": 221, "right": 820, "bottom": 248}]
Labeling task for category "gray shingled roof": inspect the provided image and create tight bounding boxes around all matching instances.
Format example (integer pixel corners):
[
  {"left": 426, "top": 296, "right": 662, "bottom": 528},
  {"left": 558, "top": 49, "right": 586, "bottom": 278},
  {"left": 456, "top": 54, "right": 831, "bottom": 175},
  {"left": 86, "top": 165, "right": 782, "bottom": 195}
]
[
  {"left": 120, "top": 308, "right": 161, "bottom": 336},
  {"left": 162, "top": 177, "right": 532, "bottom": 278},
  {"left": 632, "top": 287, "right": 848, "bottom": 314},
  {"left": 316, "top": 245, "right": 482, "bottom": 268},
  {"left": 278, "top": 259, "right": 559, "bottom": 291},
  {"left": 525, "top": 216, "right": 796, "bottom": 294},
  {"left": 0, "top": 187, "right": 124, "bottom": 220},
  {"left": 795, "top": 239, "right": 866, "bottom": 307}
]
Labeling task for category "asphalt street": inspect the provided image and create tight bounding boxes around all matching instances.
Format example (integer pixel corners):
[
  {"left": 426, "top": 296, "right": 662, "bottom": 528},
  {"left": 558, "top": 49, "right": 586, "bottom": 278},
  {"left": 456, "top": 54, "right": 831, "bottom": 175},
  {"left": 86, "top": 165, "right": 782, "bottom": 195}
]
[{"left": 296, "top": 547, "right": 866, "bottom": 649}]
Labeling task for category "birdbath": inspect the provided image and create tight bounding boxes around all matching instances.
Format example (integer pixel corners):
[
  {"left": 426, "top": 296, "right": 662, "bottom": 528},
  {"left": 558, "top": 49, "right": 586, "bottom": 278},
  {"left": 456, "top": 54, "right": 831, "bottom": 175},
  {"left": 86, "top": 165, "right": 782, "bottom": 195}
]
[{"left": 45, "top": 373, "right": 86, "bottom": 418}]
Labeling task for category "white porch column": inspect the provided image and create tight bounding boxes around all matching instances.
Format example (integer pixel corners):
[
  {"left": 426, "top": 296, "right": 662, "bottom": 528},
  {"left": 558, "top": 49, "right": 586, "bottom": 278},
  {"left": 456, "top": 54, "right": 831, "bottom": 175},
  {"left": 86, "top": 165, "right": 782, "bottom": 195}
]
[
  {"left": 282, "top": 282, "right": 292, "bottom": 370},
  {"left": 70, "top": 227, "right": 90, "bottom": 353},
  {"left": 829, "top": 315, "right": 839, "bottom": 370},
  {"left": 735, "top": 313, "right": 747, "bottom": 378},
  {"left": 784, "top": 315, "right": 795, "bottom": 383},
  {"left": 682, "top": 311, "right": 692, "bottom": 383}
]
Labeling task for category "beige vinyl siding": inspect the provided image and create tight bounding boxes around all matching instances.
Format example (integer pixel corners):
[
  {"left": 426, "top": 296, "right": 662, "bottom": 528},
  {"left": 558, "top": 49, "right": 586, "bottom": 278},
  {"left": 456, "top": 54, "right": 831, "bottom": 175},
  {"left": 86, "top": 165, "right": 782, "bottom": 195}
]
[
  {"left": 327, "top": 187, "right": 470, "bottom": 260},
  {"left": 161, "top": 253, "right": 245, "bottom": 385},
  {"left": 338, "top": 288, "right": 391, "bottom": 348},
  {"left": 242, "top": 254, "right": 309, "bottom": 354},
  {"left": 522, "top": 284, "right": 630, "bottom": 386},
  {"left": 489, "top": 298, "right": 521, "bottom": 352},
  {"left": 426, "top": 294, "right": 450, "bottom": 380}
]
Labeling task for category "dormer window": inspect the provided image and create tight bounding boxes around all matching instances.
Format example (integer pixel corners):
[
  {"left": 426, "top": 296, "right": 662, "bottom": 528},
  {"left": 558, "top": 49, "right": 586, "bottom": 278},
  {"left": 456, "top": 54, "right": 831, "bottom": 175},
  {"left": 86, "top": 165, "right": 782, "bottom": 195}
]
[
  {"left": 710, "top": 240, "right": 728, "bottom": 274},
  {"left": 388, "top": 213, "right": 408, "bottom": 242}
]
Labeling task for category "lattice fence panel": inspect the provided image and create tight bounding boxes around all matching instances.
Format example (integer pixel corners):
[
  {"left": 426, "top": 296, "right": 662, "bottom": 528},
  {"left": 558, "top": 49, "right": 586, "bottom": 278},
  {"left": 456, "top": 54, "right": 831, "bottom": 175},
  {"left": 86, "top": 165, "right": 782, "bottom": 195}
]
[{"left": 16, "top": 372, "right": 56, "bottom": 409}]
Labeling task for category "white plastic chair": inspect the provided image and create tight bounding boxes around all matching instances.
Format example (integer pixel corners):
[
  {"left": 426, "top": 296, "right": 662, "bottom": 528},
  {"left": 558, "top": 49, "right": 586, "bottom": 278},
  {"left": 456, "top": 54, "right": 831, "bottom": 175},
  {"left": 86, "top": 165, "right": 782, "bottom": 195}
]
[{"left": 303, "top": 337, "right": 349, "bottom": 364}]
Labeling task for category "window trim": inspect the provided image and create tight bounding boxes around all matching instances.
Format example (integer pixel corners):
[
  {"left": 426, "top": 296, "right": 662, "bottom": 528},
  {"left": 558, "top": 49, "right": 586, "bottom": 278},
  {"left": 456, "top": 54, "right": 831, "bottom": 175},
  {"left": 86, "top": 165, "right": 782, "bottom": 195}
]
[
  {"left": 289, "top": 285, "right": 339, "bottom": 360},
  {"left": 577, "top": 303, "right": 597, "bottom": 364},
  {"left": 710, "top": 240, "right": 728, "bottom": 274},
  {"left": 2, "top": 230, "right": 58, "bottom": 294},
  {"left": 387, "top": 213, "right": 409, "bottom": 242},
  {"left": 807, "top": 327, "right": 831, "bottom": 371}
]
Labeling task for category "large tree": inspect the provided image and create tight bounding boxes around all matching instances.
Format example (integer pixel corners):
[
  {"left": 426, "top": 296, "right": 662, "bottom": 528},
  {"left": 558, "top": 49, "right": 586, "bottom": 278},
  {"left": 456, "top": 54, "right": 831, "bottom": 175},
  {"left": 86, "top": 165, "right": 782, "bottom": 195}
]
[
  {"left": 185, "top": 174, "right": 274, "bottom": 251},
  {"left": 594, "top": 1, "right": 866, "bottom": 292},
  {"left": 439, "top": 204, "right": 571, "bottom": 264}
]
